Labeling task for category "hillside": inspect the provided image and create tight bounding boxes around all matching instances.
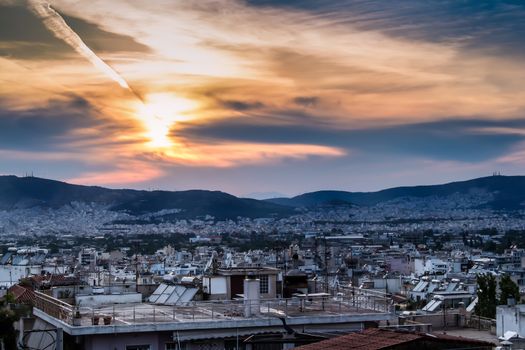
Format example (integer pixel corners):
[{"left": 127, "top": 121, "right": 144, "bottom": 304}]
[
  {"left": 267, "top": 175, "right": 525, "bottom": 210},
  {"left": 2, "top": 175, "right": 524, "bottom": 222},
  {"left": 0, "top": 176, "right": 293, "bottom": 219}
]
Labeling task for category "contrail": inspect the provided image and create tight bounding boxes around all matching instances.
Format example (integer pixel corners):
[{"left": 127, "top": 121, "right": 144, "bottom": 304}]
[
  {"left": 27, "top": 0, "right": 131, "bottom": 90},
  {"left": 27, "top": 0, "right": 169, "bottom": 143}
]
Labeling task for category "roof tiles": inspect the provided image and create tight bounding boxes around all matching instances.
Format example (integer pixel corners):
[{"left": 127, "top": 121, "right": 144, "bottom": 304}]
[{"left": 293, "top": 328, "right": 493, "bottom": 350}]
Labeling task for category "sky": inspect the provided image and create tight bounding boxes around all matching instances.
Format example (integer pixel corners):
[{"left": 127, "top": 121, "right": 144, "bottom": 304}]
[{"left": 1, "top": 0, "right": 525, "bottom": 198}]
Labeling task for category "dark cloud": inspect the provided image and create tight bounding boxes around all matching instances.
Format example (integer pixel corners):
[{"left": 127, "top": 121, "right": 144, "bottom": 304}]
[
  {"left": 221, "top": 100, "right": 265, "bottom": 111},
  {"left": 178, "top": 116, "right": 525, "bottom": 163},
  {"left": 0, "top": 4, "right": 150, "bottom": 60},
  {"left": 63, "top": 14, "right": 151, "bottom": 54},
  {"left": 0, "top": 95, "right": 99, "bottom": 151},
  {"left": 67, "top": 95, "right": 91, "bottom": 109},
  {"left": 293, "top": 96, "right": 319, "bottom": 108}
]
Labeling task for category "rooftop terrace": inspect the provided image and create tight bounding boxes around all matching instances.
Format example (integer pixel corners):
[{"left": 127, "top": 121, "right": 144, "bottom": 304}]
[{"left": 33, "top": 289, "right": 393, "bottom": 336}]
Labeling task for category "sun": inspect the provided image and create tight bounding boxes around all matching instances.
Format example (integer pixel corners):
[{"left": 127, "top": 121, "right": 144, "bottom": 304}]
[{"left": 136, "top": 93, "right": 197, "bottom": 149}]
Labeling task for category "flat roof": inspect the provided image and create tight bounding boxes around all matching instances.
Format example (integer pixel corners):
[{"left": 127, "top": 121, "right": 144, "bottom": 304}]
[{"left": 33, "top": 291, "right": 393, "bottom": 336}]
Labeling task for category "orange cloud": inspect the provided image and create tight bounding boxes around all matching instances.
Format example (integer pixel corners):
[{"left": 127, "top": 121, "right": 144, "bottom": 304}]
[
  {"left": 67, "top": 161, "right": 164, "bottom": 186},
  {"left": 158, "top": 141, "right": 346, "bottom": 167}
]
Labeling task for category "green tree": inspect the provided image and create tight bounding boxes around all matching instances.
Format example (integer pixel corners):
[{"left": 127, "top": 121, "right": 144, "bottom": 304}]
[
  {"left": 475, "top": 273, "right": 497, "bottom": 318},
  {"left": 0, "top": 293, "right": 19, "bottom": 350},
  {"left": 499, "top": 274, "right": 520, "bottom": 305}
]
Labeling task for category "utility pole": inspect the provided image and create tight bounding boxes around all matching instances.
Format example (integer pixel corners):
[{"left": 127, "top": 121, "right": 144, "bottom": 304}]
[
  {"left": 384, "top": 275, "right": 388, "bottom": 312},
  {"left": 323, "top": 235, "right": 329, "bottom": 293},
  {"left": 135, "top": 241, "right": 140, "bottom": 293},
  {"left": 108, "top": 259, "right": 112, "bottom": 294},
  {"left": 442, "top": 302, "right": 447, "bottom": 334},
  {"left": 350, "top": 249, "right": 356, "bottom": 307},
  {"left": 283, "top": 250, "right": 287, "bottom": 298}
]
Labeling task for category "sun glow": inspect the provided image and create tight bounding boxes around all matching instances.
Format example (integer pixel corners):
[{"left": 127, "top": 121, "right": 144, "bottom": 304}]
[{"left": 136, "top": 93, "right": 197, "bottom": 148}]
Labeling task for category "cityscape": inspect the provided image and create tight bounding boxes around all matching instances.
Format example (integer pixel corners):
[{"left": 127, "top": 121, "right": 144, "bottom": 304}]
[
  {"left": 1, "top": 174, "right": 525, "bottom": 349},
  {"left": 1, "top": 0, "right": 525, "bottom": 350}
]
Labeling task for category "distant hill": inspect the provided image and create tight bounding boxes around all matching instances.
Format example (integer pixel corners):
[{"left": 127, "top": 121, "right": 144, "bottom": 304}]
[
  {"left": 2, "top": 175, "right": 524, "bottom": 221},
  {"left": 0, "top": 176, "right": 293, "bottom": 219},
  {"left": 112, "top": 190, "right": 294, "bottom": 219},
  {"left": 267, "top": 176, "right": 525, "bottom": 210}
]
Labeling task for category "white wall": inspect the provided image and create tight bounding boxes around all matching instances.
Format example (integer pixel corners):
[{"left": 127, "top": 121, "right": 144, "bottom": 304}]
[
  {"left": 413, "top": 259, "right": 425, "bottom": 276},
  {"left": 372, "top": 278, "right": 402, "bottom": 294},
  {"left": 497, "top": 304, "right": 525, "bottom": 337},
  {"left": 0, "top": 265, "right": 41, "bottom": 287},
  {"left": 204, "top": 276, "right": 227, "bottom": 295}
]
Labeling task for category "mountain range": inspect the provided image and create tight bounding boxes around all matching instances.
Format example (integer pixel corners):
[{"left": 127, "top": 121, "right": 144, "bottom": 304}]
[
  {"left": 266, "top": 175, "right": 525, "bottom": 210},
  {"left": 0, "top": 176, "right": 293, "bottom": 219},
  {"left": 0, "top": 175, "right": 524, "bottom": 220}
]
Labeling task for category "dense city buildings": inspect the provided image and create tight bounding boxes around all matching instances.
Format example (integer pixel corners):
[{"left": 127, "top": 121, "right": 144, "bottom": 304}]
[{"left": 3, "top": 176, "right": 525, "bottom": 348}]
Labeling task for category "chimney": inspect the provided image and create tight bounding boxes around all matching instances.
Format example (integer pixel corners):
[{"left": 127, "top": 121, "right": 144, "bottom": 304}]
[{"left": 244, "top": 274, "right": 260, "bottom": 317}]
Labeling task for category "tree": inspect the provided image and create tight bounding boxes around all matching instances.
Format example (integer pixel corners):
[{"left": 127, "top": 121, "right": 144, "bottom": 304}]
[
  {"left": 499, "top": 274, "right": 520, "bottom": 305},
  {"left": 475, "top": 273, "right": 497, "bottom": 318},
  {"left": 0, "top": 293, "right": 19, "bottom": 350}
]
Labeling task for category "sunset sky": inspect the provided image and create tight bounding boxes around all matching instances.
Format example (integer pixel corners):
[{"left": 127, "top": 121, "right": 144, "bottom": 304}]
[{"left": 1, "top": 0, "right": 525, "bottom": 197}]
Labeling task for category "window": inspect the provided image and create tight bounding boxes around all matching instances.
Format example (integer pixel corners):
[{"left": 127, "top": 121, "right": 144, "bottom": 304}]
[
  {"left": 165, "top": 343, "right": 185, "bottom": 350},
  {"left": 259, "top": 275, "right": 269, "bottom": 294},
  {"left": 126, "top": 345, "right": 150, "bottom": 350}
]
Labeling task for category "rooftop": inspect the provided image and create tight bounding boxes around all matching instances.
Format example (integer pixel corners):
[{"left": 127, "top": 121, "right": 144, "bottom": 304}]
[
  {"left": 32, "top": 290, "right": 393, "bottom": 336},
  {"left": 293, "top": 328, "right": 495, "bottom": 350}
]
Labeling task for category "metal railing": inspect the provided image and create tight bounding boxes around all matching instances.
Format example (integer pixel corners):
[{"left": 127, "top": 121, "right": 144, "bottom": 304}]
[
  {"left": 337, "top": 287, "right": 392, "bottom": 313},
  {"left": 34, "top": 291, "right": 75, "bottom": 325},
  {"left": 33, "top": 290, "right": 391, "bottom": 327}
]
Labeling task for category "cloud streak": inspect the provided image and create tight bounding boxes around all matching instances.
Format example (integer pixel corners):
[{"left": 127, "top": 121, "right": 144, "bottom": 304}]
[
  {"left": 178, "top": 117, "right": 525, "bottom": 163},
  {"left": 27, "top": 0, "right": 130, "bottom": 89}
]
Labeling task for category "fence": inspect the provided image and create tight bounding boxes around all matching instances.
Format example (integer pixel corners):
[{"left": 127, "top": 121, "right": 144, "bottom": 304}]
[
  {"left": 399, "top": 311, "right": 462, "bottom": 331},
  {"left": 466, "top": 314, "right": 496, "bottom": 334},
  {"left": 33, "top": 291, "right": 74, "bottom": 325},
  {"left": 398, "top": 310, "right": 496, "bottom": 334},
  {"left": 33, "top": 289, "right": 391, "bottom": 327}
]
